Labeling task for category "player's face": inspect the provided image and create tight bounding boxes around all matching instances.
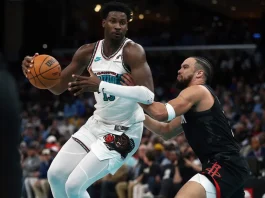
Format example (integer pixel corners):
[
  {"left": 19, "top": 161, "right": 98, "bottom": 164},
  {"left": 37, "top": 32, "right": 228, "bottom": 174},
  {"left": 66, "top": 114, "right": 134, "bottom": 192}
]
[
  {"left": 103, "top": 11, "right": 128, "bottom": 40},
  {"left": 176, "top": 58, "right": 197, "bottom": 90}
]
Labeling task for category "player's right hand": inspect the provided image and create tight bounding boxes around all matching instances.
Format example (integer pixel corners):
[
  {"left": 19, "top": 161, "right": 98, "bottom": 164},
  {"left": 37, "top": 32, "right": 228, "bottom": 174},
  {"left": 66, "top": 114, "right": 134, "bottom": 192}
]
[{"left": 21, "top": 53, "right": 39, "bottom": 78}]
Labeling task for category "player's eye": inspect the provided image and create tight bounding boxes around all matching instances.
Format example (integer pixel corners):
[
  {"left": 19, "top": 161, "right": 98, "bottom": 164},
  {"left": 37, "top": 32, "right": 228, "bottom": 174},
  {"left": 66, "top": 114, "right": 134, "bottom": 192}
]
[
  {"left": 110, "top": 19, "right": 116, "bottom": 24},
  {"left": 120, "top": 21, "right": 126, "bottom": 25}
]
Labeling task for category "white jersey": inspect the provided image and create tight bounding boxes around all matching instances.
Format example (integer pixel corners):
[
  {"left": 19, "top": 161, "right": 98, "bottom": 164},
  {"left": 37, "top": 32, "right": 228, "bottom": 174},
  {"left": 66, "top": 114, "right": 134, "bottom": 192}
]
[{"left": 88, "top": 38, "right": 144, "bottom": 126}]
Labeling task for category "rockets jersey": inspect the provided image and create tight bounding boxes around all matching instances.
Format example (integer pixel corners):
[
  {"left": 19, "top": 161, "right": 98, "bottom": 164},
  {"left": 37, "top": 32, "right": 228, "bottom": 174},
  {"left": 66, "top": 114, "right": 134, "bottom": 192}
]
[
  {"left": 180, "top": 85, "right": 241, "bottom": 164},
  {"left": 87, "top": 38, "right": 144, "bottom": 126}
]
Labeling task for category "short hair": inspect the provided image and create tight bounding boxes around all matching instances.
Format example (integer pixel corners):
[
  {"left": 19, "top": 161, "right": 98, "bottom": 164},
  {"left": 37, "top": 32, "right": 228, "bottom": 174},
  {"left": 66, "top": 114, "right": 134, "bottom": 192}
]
[
  {"left": 145, "top": 150, "right": 155, "bottom": 162},
  {"left": 192, "top": 56, "right": 213, "bottom": 84},
  {"left": 100, "top": 1, "right": 133, "bottom": 21}
]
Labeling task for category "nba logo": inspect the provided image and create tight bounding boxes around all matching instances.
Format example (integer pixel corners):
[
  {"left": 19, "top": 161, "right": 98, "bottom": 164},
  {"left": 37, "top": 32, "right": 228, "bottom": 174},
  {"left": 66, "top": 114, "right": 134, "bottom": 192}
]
[{"left": 181, "top": 115, "right": 187, "bottom": 124}]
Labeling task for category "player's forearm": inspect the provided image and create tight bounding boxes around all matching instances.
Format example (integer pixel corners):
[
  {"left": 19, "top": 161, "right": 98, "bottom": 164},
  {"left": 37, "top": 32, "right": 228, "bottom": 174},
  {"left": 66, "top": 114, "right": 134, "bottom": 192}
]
[
  {"left": 99, "top": 81, "right": 154, "bottom": 105},
  {"left": 143, "top": 102, "right": 168, "bottom": 121},
  {"left": 49, "top": 64, "right": 85, "bottom": 95},
  {"left": 144, "top": 115, "right": 171, "bottom": 139},
  {"left": 144, "top": 115, "right": 183, "bottom": 140}
]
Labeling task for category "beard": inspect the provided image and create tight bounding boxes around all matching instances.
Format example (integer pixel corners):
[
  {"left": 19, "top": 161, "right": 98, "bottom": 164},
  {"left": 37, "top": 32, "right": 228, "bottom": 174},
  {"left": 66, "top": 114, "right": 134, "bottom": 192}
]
[{"left": 175, "top": 75, "right": 193, "bottom": 90}]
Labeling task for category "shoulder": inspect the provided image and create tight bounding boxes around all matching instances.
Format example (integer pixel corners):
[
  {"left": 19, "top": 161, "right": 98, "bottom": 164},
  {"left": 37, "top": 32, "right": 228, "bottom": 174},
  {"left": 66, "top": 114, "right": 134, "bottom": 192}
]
[
  {"left": 180, "top": 85, "right": 208, "bottom": 95},
  {"left": 75, "top": 43, "right": 97, "bottom": 56},
  {"left": 179, "top": 85, "right": 210, "bottom": 101},
  {"left": 73, "top": 42, "right": 97, "bottom": 62},
  {"left": 123, "top": 41, "right": 145, "bottom": 57},
  {"left": 122, "top": 41, "right": 146, "bottom": 65}
]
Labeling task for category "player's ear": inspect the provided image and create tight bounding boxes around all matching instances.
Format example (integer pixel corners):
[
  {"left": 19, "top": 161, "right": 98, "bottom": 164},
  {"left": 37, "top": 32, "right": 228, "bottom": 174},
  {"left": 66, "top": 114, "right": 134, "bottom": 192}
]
[
  {"left": 102, "top": 19, "right": 106, "bottom": 28},
  {"left": 196, "top": 70, "right": 204, "bottom": 79}
]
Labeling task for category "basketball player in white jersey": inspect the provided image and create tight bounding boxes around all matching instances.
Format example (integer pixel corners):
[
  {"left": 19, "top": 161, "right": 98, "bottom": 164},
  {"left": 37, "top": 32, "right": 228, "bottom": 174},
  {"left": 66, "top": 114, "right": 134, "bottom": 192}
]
[{"left": 21, "top": 2, "right": 154, "bottom": 198}]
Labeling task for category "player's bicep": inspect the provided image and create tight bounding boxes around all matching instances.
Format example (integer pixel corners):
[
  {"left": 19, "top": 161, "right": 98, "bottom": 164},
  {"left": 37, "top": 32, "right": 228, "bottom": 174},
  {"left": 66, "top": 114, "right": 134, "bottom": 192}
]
[
  {"left": 130, "top": 62, "right": 154, "bottom": 92},
  {"left": 60, "top": 45, "right": 91, "bottom": 78},
  {"left": 168, "top": 87, "right": 201, "bottom": 116},
  {"left": 123, "top": 43, "right": 154, "bottom": 92},
  {"left": 168, "top": 95, "right": 193, "bottom": 116}
]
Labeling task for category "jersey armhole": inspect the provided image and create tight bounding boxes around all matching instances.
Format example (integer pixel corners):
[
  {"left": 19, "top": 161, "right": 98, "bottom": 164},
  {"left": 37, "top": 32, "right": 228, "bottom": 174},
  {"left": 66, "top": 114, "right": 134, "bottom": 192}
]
[
  {"left": 121, "top": 40, "right": 132, "bottom": 73},
  {"left": 121, "top": 55, "right": 131, "bottom": 73},
  {"left": 87, "top": 41, "right": 99, "bottom": 69}
]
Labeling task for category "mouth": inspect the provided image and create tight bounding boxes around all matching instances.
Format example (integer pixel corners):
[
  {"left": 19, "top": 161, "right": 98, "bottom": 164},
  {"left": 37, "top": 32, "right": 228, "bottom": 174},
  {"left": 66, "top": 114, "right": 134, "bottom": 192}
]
[{"left": 112, "top": 32, "right": 122, "bottom": 37}]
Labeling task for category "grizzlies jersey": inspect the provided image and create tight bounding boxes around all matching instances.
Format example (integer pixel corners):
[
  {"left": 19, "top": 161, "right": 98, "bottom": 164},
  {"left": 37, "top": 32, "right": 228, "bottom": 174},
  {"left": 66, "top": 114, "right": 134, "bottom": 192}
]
[{"left": 87, "top": 38, "right": 144, "bottom": 126}]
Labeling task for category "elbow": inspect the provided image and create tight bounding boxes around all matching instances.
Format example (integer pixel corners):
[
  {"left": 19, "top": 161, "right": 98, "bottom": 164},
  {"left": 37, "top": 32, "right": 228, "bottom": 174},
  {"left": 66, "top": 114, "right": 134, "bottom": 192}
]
[
  {"left": 152, "top": 110, "right": 168, "bottom": 122},
  {"left": 139, "top": 86, "right": 154, "bottom": 105},
  {"left": 49, "top": 89, "right": 62, "bottom": 95},
  {"left": 48, "top": 88, "right": 64, "bottom": 95},
  {"left": 48, "top": 83, "right": 64, "bottom": 95}
]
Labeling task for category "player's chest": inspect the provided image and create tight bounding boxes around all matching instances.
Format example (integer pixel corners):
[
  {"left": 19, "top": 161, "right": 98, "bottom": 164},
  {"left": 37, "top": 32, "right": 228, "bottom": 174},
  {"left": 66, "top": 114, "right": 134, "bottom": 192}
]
[{"left": 90, "top": 56, "right": 127, "bottom": 74}]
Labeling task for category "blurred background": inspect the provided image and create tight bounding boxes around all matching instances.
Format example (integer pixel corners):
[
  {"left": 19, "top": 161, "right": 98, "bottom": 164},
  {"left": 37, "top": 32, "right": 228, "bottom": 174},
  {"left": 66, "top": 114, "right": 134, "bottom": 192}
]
[{"left": 1, "top": 0, "right": 265, "bottom": 197}]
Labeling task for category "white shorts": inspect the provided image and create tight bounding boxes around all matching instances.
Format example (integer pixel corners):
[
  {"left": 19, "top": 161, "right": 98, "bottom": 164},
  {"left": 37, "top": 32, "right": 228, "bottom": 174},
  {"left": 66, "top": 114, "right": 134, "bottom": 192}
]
[
  {"left": 72, "top": 116, "right": 143, "bottom": 175},
  {"left": 189, "top": 173, "right": 216, "bottom": 198}
]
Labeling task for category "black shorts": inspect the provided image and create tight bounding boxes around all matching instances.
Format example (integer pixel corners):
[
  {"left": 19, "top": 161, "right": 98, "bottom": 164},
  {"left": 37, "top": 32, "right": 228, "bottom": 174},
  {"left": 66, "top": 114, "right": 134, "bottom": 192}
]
[{"left": 201, "top": 155, "right": 250, "bottom": 198}]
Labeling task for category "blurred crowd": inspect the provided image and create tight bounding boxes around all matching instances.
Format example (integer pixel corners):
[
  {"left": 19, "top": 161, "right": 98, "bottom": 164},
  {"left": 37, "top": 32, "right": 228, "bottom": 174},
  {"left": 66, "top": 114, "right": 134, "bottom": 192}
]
[
  {"left": 13, "top": 46, "right": 265, "bottom": 198},
  {"left": 56, "top": 15, "right": 257, "bottom": 49}
]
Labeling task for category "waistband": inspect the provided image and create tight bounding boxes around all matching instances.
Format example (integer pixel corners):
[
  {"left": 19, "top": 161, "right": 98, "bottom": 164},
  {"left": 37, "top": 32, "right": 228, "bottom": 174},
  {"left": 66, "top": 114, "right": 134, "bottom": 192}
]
[{"left": 92, "top": 116, "right": 130, "bottom": 132}]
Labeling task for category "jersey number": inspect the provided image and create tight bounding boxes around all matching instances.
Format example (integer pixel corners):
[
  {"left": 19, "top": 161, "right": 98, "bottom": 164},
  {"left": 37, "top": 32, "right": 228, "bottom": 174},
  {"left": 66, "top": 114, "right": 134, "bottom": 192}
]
[{"left": 103, "top": 93, "right": 115, "bottom": 101}]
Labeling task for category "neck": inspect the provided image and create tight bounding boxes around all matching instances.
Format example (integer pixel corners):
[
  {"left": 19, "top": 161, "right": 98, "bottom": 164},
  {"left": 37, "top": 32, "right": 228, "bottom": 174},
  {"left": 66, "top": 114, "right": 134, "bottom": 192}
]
[
  {"left": 189, "top": 79, "right": 205, "bottom": 87},
  {"left": 103, "top": 37, "right": 125, "bottom": 56}
]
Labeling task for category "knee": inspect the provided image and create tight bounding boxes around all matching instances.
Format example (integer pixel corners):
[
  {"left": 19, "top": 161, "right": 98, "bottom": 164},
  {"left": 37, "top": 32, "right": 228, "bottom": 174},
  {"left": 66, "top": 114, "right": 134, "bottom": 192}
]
[
  {"left": 65, "top": 178, "right": 80, "bottom": 197},
  {"left": 47, "top": 163, "right": 66, "bottom": 185}
]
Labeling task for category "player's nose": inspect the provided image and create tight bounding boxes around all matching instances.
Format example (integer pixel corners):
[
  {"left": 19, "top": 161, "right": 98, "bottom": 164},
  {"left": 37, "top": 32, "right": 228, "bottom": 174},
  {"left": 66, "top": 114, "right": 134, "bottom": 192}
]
[{"left": 114, "top": 24, "right": 121, "bottom": 30}]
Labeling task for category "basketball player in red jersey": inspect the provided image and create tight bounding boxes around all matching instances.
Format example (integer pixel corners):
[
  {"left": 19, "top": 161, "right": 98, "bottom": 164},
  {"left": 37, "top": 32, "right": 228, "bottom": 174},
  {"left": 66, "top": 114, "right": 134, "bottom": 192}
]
[
  {"left": 21, "top": 2, "right": 154, "bottom": 198},
  {"left": 79, "top": 57, "right": 250, "bottom": 198}
]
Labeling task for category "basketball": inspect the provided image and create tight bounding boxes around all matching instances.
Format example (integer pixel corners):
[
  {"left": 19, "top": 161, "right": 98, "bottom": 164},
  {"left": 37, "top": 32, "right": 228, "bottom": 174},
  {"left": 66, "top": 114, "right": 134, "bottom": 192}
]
[{"left": 28, "top": 54, "right": 61, "bottom": 89}]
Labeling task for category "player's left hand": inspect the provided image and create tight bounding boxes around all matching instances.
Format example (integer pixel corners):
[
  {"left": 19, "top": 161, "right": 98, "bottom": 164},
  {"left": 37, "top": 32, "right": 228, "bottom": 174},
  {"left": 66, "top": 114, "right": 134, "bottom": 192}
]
[
  {"left": 68, "top": 67, "right": 101, "bottom": 96},
  {"left": 121, "top": 73, "right": 135, "bottom": 86}
]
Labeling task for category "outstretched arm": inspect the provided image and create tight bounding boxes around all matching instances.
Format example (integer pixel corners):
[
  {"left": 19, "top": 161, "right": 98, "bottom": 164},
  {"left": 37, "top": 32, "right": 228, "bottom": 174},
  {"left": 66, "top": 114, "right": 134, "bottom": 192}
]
[
  {"left": 144, "top": 114, "right": 183, "bottom": 140},
  {"left": 119, "top": 73, "right": 204, "bottom": 121},
  {"left": 143, "top": 86, "right": 205, "bottom": 121}
]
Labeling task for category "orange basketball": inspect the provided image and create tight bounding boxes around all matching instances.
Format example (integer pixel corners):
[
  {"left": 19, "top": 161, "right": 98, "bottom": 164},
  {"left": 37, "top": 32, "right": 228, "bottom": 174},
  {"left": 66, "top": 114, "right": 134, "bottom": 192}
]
[{"left": 28, "top": 54, "right": 61, "bottom": 89}]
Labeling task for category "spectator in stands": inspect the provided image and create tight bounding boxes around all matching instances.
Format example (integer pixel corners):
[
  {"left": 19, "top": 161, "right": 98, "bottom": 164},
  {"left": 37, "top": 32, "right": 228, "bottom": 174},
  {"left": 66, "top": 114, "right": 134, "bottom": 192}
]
[
  {"left": 133, "top": 149, "right": 161, "bottom": 198},
  {"left": 32, "top": 148, "right": 52, "bottom": 198},
  {"left": 247, "top": 135, "right": 265, "bottom": 158},
  {"left": 22, "top": 141, "right": 41, "bottom": 198},
  {"left": 158, "top": 149, "right": 182, "bottom": 198},
  {"left": 100, "top": 164, "right": 129, "bottom": 198},
  {"left": 115, "top": 144, "right": 147, "bottom": 198}
]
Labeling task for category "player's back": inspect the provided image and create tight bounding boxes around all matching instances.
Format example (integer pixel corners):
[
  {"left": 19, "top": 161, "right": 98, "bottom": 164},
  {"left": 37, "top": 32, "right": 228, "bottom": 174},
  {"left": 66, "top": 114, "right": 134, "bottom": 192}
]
[
  {"left": 88, "top": 38, "right": 144, "bottom": 126},
  {"left": 181, "top": 85, "right": 241, "bottom": 163}
]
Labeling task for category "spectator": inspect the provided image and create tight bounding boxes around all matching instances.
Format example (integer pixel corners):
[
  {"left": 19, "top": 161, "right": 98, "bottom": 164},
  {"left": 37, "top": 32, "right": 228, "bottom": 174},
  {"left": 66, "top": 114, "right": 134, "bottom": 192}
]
[
  {"left": 32, "top": 149, "right": 52, "bottom": 198},
  {"left": 115, "top": 144, "right": 147, "bottom": 198},
  {"left": 133, "top": 149, "right": 161, "bottom": 198},
  {"left": 247, "top": 135, "right": 265, "bottom": 159},
  {"left": 22, "top": 141, "right": 41, "bottom": 198}
]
